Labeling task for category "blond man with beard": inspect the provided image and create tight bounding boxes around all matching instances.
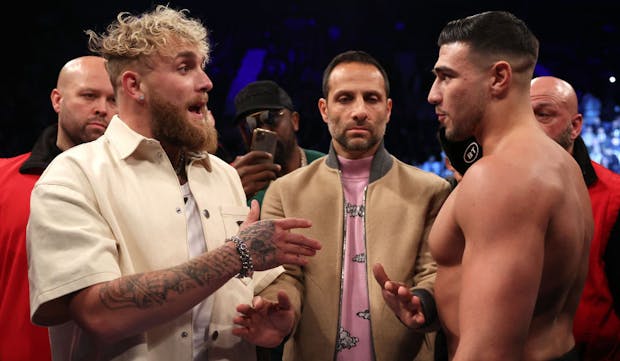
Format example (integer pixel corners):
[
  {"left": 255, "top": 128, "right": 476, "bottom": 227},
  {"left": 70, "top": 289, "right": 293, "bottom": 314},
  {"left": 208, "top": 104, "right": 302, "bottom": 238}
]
[{"left": 26, "top": 6, "right": 321, "bottom": 361}]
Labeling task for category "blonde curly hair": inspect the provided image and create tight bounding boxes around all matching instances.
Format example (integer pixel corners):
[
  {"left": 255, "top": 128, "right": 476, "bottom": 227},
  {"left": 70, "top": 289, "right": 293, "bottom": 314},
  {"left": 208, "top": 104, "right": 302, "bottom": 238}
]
[{"left": 86, "top": 5, "right": 210, "bottom": 89}]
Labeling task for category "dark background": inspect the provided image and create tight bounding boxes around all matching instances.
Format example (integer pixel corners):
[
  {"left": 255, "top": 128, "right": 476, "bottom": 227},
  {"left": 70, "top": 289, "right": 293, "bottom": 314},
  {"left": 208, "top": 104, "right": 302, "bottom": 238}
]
[{"left": 2, "top": 0, "right": 618, "bottom": 167}]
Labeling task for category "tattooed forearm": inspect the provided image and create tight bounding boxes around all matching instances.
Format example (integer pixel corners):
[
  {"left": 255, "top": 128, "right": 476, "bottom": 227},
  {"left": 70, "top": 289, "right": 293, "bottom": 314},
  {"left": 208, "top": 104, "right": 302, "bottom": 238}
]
[{"left": 99, "top": 244, "right": 240, "bottom": 310}]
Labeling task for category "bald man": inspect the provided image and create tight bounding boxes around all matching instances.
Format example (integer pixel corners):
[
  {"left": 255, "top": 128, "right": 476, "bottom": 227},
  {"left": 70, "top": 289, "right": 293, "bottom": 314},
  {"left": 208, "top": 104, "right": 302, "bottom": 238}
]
[
  {"left": 0, "top": 56, "right": 116, "bottom": 361},
  {"left": 531, "top": 76, "right": 620, "bottom": 361}
]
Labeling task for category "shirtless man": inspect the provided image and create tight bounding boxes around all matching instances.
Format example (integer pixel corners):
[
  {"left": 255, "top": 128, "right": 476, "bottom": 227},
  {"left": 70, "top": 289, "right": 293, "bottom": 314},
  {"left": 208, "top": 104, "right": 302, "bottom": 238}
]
[{"left": 374, "top": 11, "right": 592, "bottom": 361}]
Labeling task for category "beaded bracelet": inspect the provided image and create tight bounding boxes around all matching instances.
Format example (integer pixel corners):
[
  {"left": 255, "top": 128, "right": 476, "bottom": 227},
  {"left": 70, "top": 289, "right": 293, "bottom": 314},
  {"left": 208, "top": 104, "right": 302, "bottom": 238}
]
[{"left": 229, "top": 236, "right": 254, "bottom": 278}]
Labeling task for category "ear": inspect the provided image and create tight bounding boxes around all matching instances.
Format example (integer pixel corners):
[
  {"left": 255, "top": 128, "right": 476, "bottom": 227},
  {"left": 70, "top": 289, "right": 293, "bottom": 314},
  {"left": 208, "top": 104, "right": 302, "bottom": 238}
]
[
  {"left": 50, "top": 88, "right": 62, "bottom": 114},
  {"left": 570, "top": 113, "right": 583, "bottom": 141},
  {"left": 385, "top": 98, "right": 393, "bottom": 124},
  {"left": 318, "top": 98, "right": 329, "bottom": 124},
  {"left": 489, "top": 61, "right": 512, "bottom": 98},
  {"left": 121, "top": 71, "right": 144, "bottom": 102},
  {"left": 290, "top": 111, "right": 300, "bottom": 132}
]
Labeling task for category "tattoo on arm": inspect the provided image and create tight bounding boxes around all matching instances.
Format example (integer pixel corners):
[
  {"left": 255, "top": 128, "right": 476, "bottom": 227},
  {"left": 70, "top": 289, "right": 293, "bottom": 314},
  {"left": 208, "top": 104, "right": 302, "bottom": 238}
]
[
  {"left": 99, "top": 245, "right": 239, "bottom": 310},
  {"left": 239, "top": 220, "right": 277, "bottom": 264}
]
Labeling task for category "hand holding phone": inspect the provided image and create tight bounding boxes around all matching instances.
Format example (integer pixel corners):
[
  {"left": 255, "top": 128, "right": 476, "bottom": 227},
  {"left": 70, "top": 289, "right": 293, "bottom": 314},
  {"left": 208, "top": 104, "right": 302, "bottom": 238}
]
[{"left": 250, "top": 128, "right": 278, "bottom": 163}]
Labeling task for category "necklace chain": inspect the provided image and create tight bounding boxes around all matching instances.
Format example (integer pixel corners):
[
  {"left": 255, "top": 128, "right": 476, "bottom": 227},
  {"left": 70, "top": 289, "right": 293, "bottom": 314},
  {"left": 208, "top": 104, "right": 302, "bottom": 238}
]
[{"left": 175, "top": 152, "right": 186, "bottom": 176}]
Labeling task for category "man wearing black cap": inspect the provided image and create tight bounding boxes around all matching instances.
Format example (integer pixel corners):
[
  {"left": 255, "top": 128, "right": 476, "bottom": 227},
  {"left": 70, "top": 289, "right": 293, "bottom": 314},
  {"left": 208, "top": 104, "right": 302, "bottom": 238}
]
[{"left": 233, "top": 80, "right": 325, "bottom": 205}]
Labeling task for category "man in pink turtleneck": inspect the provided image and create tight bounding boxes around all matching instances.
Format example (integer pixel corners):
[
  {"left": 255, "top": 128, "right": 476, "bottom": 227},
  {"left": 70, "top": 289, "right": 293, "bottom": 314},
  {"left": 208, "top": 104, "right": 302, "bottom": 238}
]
[{"left": 237, "top": 50, "right": 451, "bottom": 361}]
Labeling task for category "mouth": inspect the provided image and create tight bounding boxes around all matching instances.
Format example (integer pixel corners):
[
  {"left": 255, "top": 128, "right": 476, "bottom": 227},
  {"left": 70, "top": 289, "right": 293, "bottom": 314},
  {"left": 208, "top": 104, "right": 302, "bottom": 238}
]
[
  {"left": 188, "top": 103, "right": 205, "bottom": 116},
  {"left": 87, "top": 120, "right": 108, "bottom": 130},
  {"left": 347, "top": 125, "right": 370, "bottom": 133}
]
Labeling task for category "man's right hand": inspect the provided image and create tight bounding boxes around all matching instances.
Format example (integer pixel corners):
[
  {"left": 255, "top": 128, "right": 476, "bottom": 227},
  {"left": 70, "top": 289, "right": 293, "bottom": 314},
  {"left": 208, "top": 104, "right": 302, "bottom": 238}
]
[
  {"left": 372, "top": 263, "right": 426, "bottom": 328},
  {"left": 237, "top": 200, "right": 321, "bottom": 270},
  {"left": 231, "top": 151, "right": 281, "bottom": 198}
]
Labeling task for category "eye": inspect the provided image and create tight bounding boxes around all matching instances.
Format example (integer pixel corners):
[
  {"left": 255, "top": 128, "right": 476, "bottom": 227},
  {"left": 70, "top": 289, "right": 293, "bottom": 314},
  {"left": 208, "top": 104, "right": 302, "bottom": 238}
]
[
  {"left": 336, "top": 95, "right": 352, "bottom": 104},
  {"left": 440, "top": 73, "right": 454, "bottom": 81}
]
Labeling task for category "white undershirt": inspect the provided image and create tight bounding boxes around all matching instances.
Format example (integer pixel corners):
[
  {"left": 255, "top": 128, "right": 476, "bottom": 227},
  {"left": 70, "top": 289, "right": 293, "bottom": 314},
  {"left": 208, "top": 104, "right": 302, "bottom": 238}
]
[{"left": 181, "top": 182, "right": 214, "bottom": 360}]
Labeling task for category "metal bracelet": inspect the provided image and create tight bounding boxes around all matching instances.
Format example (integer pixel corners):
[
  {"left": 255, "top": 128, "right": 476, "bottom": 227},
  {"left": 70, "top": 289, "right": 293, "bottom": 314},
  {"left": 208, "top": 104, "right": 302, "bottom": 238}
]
[{"left": 230, "top": 236, "right": 254, "bottom": 278}]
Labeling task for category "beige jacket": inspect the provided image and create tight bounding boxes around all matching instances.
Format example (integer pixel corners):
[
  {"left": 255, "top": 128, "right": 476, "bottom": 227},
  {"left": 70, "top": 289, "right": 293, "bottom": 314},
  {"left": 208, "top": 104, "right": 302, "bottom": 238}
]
[{"left": 260, "top": 143, "right": 451, "bottom": 361}]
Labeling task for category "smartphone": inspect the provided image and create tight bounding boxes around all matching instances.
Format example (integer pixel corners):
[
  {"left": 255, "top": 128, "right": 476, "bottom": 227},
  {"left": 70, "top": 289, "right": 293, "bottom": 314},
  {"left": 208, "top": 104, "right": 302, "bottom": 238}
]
[{"left": 250, "top": 128, "right": 278, "bottom": 163}]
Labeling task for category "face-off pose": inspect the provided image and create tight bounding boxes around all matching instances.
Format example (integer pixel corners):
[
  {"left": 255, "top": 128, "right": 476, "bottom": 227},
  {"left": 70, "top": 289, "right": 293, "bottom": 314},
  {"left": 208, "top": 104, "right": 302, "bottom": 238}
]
[{"left": 377, "top": 11, "right": 592, "bottom": 361}]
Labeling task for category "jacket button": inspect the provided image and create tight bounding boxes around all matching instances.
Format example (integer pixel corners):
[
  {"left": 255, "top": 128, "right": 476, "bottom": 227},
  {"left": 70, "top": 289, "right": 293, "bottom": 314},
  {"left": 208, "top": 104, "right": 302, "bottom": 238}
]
[
  {"left": 181, "top": 331, "right": 188, "bottom": 338},
  {"left": 203, "top": 209, "right": 210, "bottom": 218},
  {"left": 211, "top": 330, "right": 219, "bottom": 340}
]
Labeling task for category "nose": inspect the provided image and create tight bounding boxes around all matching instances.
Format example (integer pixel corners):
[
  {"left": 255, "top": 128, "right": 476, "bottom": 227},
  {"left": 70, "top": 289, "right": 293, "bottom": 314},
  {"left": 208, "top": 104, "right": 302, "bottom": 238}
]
[
  {"left": 427, "top": 79, "right": 441, "bottom": 105},
  {"left": 351, "top": 97, "right": 368, "bottom": 122},
  {"left": 94, "top": 97, "right": 109, "bottom": 117},
  {"left": 200, "top": 71, "right": 214, "bottom": 94}
]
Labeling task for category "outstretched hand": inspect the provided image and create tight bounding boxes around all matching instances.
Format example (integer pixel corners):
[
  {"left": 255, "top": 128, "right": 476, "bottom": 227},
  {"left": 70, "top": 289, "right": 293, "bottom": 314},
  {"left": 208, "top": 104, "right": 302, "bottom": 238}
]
[
  {"left": 238, "top": 200, "right": 321, "bottom": 271},
  {"left": 372, "top": 263, "right": 426, "bottom": 328},
  {"left": 232, "top": 291, "right": 295, "bottom": 347},
  {"left": 232, "top": 151, "right": 281, "bottom": 199}
]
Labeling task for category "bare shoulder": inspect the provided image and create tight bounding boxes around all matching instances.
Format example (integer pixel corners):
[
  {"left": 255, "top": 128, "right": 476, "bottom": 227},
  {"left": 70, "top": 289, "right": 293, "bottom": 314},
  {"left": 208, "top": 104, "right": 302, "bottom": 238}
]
[{"left": 454, "top": 152, "right": 564, "bottom": 231}]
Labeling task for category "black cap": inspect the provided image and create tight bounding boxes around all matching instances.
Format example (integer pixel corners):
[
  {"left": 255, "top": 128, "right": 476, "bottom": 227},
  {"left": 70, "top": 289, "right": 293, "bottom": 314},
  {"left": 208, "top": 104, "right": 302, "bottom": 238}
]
[{"left": 234, "top": 80, "right": 294, "bottom": 124}]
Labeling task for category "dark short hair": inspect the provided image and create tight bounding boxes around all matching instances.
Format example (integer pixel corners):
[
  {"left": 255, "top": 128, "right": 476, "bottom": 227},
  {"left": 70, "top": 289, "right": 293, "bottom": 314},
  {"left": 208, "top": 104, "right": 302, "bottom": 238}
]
[
  {"left": 321, "top": 50, "right": 390, "bottom": 98},
  {"left": 437, "top": 11, "right": 539, "bottom": 72}
]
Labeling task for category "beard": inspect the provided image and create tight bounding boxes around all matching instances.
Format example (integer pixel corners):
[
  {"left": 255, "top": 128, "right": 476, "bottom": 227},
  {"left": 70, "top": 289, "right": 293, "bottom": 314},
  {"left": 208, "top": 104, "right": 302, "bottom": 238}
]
[
  {"left": 554, "top": 122, "right": 573, "bottom": 151},
  {"left": 149, "top": 93, "right": 218, "bottom": 153},
  {"left": 330, "top": 120, "right": 384, "bottom": 154},
  {"left": 334, "top": 132, "right": 381, "bottom": 153},
  {"left": 445, "top": 105, "right": 484, "bottom": 143},
  {"left": 444, "top": 86, "right": 487, "bottom": 142}
]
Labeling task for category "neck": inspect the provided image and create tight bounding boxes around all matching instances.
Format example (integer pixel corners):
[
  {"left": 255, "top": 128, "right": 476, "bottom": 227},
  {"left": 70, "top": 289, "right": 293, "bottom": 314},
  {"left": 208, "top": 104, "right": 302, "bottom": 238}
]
[{"left": 283, "top": 146, "right": 306, "bottom": 175}]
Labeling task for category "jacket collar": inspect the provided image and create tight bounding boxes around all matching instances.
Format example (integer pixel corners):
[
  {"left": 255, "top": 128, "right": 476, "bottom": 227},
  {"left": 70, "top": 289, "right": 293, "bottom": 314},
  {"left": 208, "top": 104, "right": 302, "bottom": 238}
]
[
  {"left": 573, "top": 136, "right": 597, "bottom": 186},
  {"left": 107, "top": 115, "right": 212, "bottom": 172},
  {"left": 20, "top": 124, "right": 62, "bottom": 175},
  {"left": 325, "top": 140, "right": 393, "bottom": 183}
]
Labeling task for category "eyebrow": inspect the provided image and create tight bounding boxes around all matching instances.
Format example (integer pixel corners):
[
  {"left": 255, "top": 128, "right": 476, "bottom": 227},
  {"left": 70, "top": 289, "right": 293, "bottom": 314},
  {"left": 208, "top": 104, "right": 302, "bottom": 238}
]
[
  {"left": 431, "top": 66, "right": 452, "bottom": 76},
  {"left": 176, "top": 50, "right": 197, "bottom": 58},
  {"left": 175, "top": 51, "right": 205, "bottom": 64},
  {"left": 531, "top": 101, "right": 555, "bottom": 107}
]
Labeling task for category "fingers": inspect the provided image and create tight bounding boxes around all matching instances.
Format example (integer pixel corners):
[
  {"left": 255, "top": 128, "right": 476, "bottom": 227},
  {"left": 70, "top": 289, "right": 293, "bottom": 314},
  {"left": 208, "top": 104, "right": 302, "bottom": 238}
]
[
  {"left": 233, "top": 151, "right": 273, "bottom": 167},
  {"left": 281, "top": 231, "right": 321, "bottom": 250},
  {"left": 276, "top": 291, "right": 291, "bottom": 310},
  {"left": 372, "top": 263, "right": 389, "bottom": 288},
  {"left": 239, "top": 166, "right": 279, "bottom": 197},
  {"left": 240, "top": 200, "right": 260, "bottom": 229},
  {"left": 275, "top": 217, "right": 313, "bottom": 231},
  {"left": 241, "top": 167, "right": 280, "bottom": 182},
  {"left": 234, "top": 152, "right": 281, "bottom": 196},
  {"left": 235, "top": 152, "right": 281, "bottom": 173},
  {"left": 236, "top": 302, "right": 254, "bottom": 314},
  {"left": 279, "top": 245, "right": 319, "bottom": 266}
]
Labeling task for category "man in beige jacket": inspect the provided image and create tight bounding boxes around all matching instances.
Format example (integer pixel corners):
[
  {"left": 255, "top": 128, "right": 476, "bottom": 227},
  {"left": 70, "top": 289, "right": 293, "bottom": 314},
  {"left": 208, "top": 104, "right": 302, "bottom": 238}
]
[{"left": 235, "top": 50, "right": 451, "bottom": 361}]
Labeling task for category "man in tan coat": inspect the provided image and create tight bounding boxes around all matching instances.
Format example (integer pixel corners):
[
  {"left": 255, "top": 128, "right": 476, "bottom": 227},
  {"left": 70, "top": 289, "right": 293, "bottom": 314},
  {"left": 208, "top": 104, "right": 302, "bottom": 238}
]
[{"left": 235, "top": 50, "right": 451, "bottom": 361}]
